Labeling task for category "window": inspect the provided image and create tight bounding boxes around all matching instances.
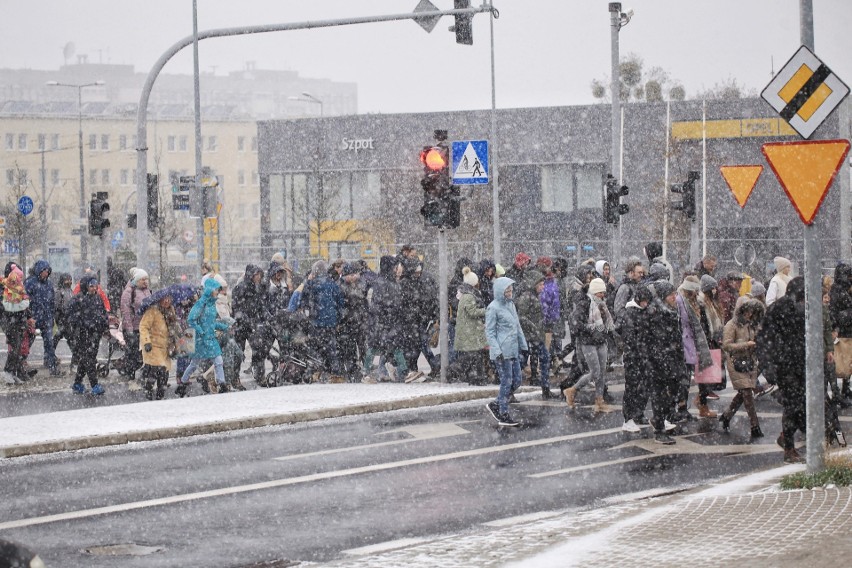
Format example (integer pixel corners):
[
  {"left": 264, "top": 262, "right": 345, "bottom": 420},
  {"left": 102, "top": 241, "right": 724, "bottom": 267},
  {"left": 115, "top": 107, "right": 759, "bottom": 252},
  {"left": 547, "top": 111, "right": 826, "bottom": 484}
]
[
  {"left": 237, "top": 136, "right": 245, "bottom": 151},
  {"left": 237, "top": 203, "right": 246, "bottom": 219},
  {"left": 101, "top": 134, "right": 109, "bottom": 151},
  {"left": 5, "top": 169, "right": 14, "bottom": 186},
  {"left": 50, "top": 205, "right": 62, "bottom": 221},
  {"left": 18, "top": 169, "right": 27, "bottom": 185},
  {"left": 102, "top": 169, "right": 110, "bottom": 186},
  {"left": 89, "top": 169, "right": 97, "bottom": 186},
  {"left": 51, "top": 134, "right": 60, "bottom": 150},
  {"left": 119, "top": 135, "right": 127, "bottom": 151},
  {"left": 251, "top": 171, "right": 258, "bottom": 186},
  {"left": 351, "top": 172, "right": 381, "bottom": 220},
  {"left": 207, "top": 136, "right": 217, "bottom": 151},
  {"left": 251, "top": 136, "right": 257, "bottom": 151},
  {"left": 238, "top": 170, "right": 246, "bottom": 186},
  {"left": 51, "top": 169, "right": 60, "bottom": 185},
  {"left": 17, "top": 134, "right": 27, "bottom": 151},
  {"left": 167, "top": 135, "right": 176, "bottom": 152},
  {"left": 38, "top": 134, "right": 46, "bottom": 151},
  {"left": 540, "top": 165, "right": 573, "bottom": 212},
  {"left": 179, "top": 135, "right": 187, "bottom": 151},
  {"left": 251, "top": 203, "right": 259, "bottom": 218},
  {"left": 120, "top": 169, "right": 129, "bottom": 185},
  {"left": 5, "top": 134, "right": 13, "bottom": 150},
  {"left": 575, "top": 164, "right": 603, "bottom": 210},
  {"left": 89, "top": 134, "right": 97, "bottom": 150}
]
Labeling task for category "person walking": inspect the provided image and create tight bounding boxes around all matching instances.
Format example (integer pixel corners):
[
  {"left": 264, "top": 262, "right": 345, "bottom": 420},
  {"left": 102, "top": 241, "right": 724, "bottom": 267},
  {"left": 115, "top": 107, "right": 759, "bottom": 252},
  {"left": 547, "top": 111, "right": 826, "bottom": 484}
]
[
  {"left": 212, "top": 276, "right": 244, "bottom": 391},
  {"left": 52, "top": 273, "right": 74, "bottom": 357},
  {"left": 68, "top": 275, "right": 109, "bottom": 395},
  {"left": 647, "top": 281, "right": 684, "bottom": 444},
  {"left": 119, "top": 267, "right": 152, "bottom": 379},
  {"left": 563, "top": 278, "right": 615, "bottom": 413},
  {"left": 176, "top": 278, "right": 231, "bottom": 396},
  {"left": 302, "top": 260, "right": 345, "bottom": 381},
  {"left": 138, "top": 289, "right": 177, "bottom": 400},
  {"left": 766, "top": 256, "right": 792, "bottom": 306},
  {"left": 619, "top": 285, "right": 655, "bottom": 432},
  {"left": 517, "top": 274, "right": 557, "bottom": 400},
  {"left": 719, "top": 298, "right": 765, "bottom": 438},
  {"left": 363, "top": 256, "right": 408, "bottom": 382},
  {"left": 485, "top": 277, "right": 528, "bottom": 426},
  {"left": 2, "top": 267, "right": 32, "bottom": 384},
  {"left": 675, "top": 275, "right": 717, "bottom": 419},
  {"left": 24, "top": 260, "right": 61, "bottom": 376},
  {"left": 830, "top": 263, "right": 852, "bottom": 406},
  {"left": 451, "top": 267, "right": 489, "bottom": 384}
]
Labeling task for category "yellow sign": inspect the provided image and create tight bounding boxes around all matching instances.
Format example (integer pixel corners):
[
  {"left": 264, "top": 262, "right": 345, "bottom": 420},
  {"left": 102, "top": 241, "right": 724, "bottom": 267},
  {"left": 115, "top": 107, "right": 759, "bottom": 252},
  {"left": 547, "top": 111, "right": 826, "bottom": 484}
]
[
  {"left": 672, "top": 118, "right": 796, "bottom": 140},
  {"left": 720, "top": 165, "right": 763, "bottom": 208},
  {"left": 761, "top": 139, "right": 850, "bottom": 224},
  {"left": 761, "top": 45, "right": 850, "bottom": 139}
]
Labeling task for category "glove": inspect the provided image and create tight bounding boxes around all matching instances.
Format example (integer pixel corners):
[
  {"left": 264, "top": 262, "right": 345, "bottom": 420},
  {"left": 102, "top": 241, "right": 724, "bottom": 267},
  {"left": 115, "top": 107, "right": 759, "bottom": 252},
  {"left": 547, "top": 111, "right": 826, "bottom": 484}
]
[
  {"left": 496, "top": 354, "right": 504, "bottom": 362},
  {"left": 144, "top": 343, "right": 152, "bottom": 353}
]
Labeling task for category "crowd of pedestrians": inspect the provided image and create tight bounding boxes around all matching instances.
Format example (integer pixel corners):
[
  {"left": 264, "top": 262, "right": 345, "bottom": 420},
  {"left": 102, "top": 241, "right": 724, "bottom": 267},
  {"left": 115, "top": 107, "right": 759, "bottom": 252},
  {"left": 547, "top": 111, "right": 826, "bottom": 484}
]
[{"left": 0, "top": 243, "right": 848, "bottom": 463}]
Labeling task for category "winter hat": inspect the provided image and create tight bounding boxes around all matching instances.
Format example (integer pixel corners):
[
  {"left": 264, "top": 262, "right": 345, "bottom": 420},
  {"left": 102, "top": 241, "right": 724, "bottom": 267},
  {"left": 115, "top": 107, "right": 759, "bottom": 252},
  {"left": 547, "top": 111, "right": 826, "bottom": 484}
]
[
  {"left": 653, "top": 281, "right": 676, "bottom": 301},
  {"left": 634, "top": 285, "right": 654, "bottom": 305},
  {"left": 342, "top": 263, "right": 359, "bottom": 277},
  {"left": 774, "top": 256, "right": 792, "bottom": 273},
  {"left": 311, "top": 260, "right": 328, "bottom": 277},
  {"left": 595, "top": 260, "right": 609, "bottom": 277},
  {"left": 725, "top": 271, "right": 744, "bottom": 281},
  {"left": 213, "top": 274, "right": 228, "bottom": 289},
  {"left": 462, "top": 266, "right": 479, "bottom": 286},
  {"left": 495, "top": 264, "right": 506, "bottom": 277},
  {"left": 700, "top": 274, "right": 718, "bottom": 293},
  {"left": 2, "top": 267, "right": 27, "bottom": 304},
  {"left": 131, "top": 268, "right": 149, "bottom": 285},
  {"left": 514, "top": 252, "right": 531, "bottom": 267},
  {"left": 588, "top": 277, "right": 607, "bottom": 296},
  {"left": 536, "top": 256, "right": 553, "bottom": 269},
  {"left": 750, "top": 281, "right": 766, "bottom": 297},
  {"left": 649, "top": 262, "right": 670, "bottom": 282},
  {"left": 679, "top": 275, "right": 701, "bottom": 293},
  {"left": 271, "top": 252, "right": 286, "bottom": 265}
]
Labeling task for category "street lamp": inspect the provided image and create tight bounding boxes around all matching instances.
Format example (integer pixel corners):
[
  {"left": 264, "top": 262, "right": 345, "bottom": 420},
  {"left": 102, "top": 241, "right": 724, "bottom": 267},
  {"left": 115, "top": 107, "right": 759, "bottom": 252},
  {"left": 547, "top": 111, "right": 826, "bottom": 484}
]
[
  {"left": 288, "top": 91, "right": 324, "bottom": 116},
  {"left": 45, "top": 79, "right": 105, "bottom": 262}
]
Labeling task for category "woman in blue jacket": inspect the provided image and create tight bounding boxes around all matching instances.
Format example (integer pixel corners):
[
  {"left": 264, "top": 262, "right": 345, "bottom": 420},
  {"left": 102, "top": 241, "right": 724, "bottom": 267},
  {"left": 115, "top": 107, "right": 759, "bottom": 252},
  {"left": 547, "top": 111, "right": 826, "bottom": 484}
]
[
  {"left": 176, "top": 278, "right": 231, "bottom": 396},
  {"left": 485, "top": 277, "right": 528, "bottom": 426}
]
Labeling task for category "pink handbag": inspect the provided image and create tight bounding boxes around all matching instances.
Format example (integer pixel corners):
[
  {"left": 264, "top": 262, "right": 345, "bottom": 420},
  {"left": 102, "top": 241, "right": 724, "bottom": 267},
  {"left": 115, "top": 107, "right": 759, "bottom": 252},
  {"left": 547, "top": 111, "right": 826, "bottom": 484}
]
[{"left": 694, "top": 349, "right": 723, "bottom": 384}]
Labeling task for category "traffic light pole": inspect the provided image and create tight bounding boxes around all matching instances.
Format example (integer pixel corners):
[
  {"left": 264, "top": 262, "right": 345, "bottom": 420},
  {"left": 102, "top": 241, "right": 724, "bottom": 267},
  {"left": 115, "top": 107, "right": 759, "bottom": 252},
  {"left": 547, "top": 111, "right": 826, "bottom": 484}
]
[
  {"left": 134, "top": 4, "right": 493, "bottom": 272},
  {"left": 438, "top": 229, "right": 449, "bottom": 383}
]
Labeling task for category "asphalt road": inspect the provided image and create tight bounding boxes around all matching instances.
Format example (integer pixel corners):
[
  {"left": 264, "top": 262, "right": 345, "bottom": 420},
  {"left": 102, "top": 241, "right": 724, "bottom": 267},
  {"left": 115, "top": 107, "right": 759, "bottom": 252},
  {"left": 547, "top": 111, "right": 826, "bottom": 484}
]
[{"left": 0, "top": 391, "right": 788, "bottom": 568}]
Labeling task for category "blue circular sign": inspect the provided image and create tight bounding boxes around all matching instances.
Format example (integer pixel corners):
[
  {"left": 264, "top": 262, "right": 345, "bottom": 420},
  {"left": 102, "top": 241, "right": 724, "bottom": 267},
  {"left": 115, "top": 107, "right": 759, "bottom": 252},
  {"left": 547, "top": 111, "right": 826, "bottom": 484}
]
[{"left": 17, "top": 196, "right": 34, "bottom": 216}]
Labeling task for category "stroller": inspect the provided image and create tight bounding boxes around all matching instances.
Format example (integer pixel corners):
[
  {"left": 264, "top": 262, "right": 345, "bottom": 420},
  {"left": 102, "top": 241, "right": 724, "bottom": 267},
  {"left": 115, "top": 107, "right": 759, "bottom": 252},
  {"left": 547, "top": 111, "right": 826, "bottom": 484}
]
[
  {"left": 96, "top": 320, "right": 131, "bottom": 378},
  {"left": 263, "top": 311, "right": 324, "bottom": 387}
]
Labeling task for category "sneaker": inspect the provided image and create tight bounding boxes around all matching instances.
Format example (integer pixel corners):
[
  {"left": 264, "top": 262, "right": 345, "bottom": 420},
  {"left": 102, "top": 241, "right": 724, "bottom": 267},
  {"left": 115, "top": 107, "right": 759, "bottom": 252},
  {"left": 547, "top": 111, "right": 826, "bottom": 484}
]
[
  {"left": 663, "top": 420, "right": 677, "bottom": 432},
  {"left": 622, "top": 419, "right": 641, "bottom": 433},
  {"left": 91, "top": 384, "right": 105, "bottom": 396},
  {"left": 175, "top": 383, "right": 188, "bottom": 398},
  {"left": 655, "top": 432, "right": 676, "bottom": 445},
  {"left": 634, "top": 415, "right": 649, "bottom": 426},
  {"left": 49, "top": 367, "right": 64, "bottom": 377},
  {"left": 361, "top": 374, "right": 378, "bottom": 384},
  {"left": 404, "top": 371, "right": 424, "bottom": 383},
  {"left": 486, "top": 401, "right": 501, "bottom": 422},
  {"left": 2, "top": 371, "right": 19, "bottom": 385},
  {"left": 705, "top": 391, "right": 719, "bottom": 400},
  {"left": 71, "top": 382, "right": 86, "bottom": 394},
  {"left": 755, "top": 384, "right": 777, "bottom": 399},
  {"left": 497, "top": 412, "right": 520, "bottom": 427}
]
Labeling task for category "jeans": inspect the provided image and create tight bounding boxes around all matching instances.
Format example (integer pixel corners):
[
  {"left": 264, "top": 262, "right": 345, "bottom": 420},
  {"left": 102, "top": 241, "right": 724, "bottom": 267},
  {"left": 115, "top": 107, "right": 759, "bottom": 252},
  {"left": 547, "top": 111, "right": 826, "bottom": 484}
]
[
  {"left": 179, "top": 355, "right": 225, "bottom": 386},
  {"left": 574, "top": 343, "right": 608, "bottom": 397},
  {"left": 535, "top": 342, "right": 551, "bottom": 389},
  {"left": 37, "top": 321, "right": 57, "bottom": 369},
  {"left": 364, "top": 347, "right": 407, "bottom": 379},
  {"left": 495, "top": 357, "right": 523, "bottom": 414}
]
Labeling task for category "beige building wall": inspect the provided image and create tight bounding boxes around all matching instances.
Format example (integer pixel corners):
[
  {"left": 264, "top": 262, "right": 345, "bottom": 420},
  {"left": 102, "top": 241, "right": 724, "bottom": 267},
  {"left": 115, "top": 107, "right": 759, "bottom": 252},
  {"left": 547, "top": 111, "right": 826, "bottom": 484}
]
[{"left": 0, "top": 115, "right": 261, "bottom": 263}]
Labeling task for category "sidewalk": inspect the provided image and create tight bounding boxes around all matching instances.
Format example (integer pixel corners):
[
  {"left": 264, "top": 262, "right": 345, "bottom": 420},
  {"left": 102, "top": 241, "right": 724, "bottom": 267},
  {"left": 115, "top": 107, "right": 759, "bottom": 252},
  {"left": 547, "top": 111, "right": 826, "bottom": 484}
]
[
  {"left": 319, "top": 456, "right": 852, "bottom": 568},
  {"left": 0, "top": 383, "right": 502, "bottom": 458}
]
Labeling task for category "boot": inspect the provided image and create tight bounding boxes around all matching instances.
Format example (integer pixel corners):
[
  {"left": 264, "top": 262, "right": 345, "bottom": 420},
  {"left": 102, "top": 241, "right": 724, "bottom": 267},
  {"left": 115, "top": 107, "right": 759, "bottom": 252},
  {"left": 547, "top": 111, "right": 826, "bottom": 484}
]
[
  {"left": 175, "top": 383, "right": 189, "bottom": 398},
  {"left": 594, "top": 396, "right": 615, "bottom": 413},
  {"left": 719, "top": 412, "right": 731, "bottom": 432},
  {"left": 563, "top": 387, "right": 577, "bottom": 408},
  {"left": 541, "top": 386, "right": 559, "bottom": 400},
  {"left": 253, "top": 363, "right": 268, "bottom": 388},
  {"left": 230, "top": 376, "right": 247, "bottom": 391},
  {"left": 750, "top": 425, "right": 764, "bottom": 439},
  {"left": 694, "top": 395, "right": 717, "bottom": 418},
  {"left": 783, "top": 447, "right": 804, "bottom": 464}
]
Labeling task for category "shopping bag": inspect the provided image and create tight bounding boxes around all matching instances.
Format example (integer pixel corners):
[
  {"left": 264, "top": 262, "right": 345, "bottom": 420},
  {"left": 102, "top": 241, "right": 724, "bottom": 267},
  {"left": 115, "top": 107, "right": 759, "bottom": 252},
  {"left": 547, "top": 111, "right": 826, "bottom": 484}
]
[
  {"left": 175, "top": 328, "right": 195, "bottom": 357},
  {"left": 694, "top": 349, "right": 722, "bottom": 384},
  {"left": 835, "top": 337, "right": 852, "bottom": 378}
]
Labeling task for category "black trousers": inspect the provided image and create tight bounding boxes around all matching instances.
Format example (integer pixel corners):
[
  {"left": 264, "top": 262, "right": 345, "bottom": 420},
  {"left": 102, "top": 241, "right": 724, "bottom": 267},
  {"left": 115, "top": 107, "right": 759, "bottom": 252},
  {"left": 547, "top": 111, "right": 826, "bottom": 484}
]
[
  {"left": 143, "top": 364, "right": 169, "bottom": 393},
  {"left": 780, "top": 383, "right": 806, "bottom": 450},
  {"left": 622, "top": 368, "right": 650, "bottom": 422},
  {"left": 650, "top": 373, "right": 678, "bottom": 432},
  {"left": 75, "top": 331, "right": 101, "bottom": 387}
]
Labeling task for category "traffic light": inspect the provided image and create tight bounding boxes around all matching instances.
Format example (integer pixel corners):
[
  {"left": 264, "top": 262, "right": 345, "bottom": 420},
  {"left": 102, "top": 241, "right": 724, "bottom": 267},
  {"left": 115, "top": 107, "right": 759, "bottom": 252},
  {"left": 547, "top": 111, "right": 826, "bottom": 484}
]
[
  {"left": 671, "top": 170, "right": 699, "bottom": 220},
  {"left": 89, "top": 191, "right": 110, "bottom": 236},
  {"left": 146, "top": 173, "right": 159, "bottom": 230},
  {"left": 451, "top": 0, "right": 473, "bottom": 45},
  {"left": 604, "top": 174, "right": 629, "bottom": 224},
  {"left": 419, "top": 133, "right": 459, "bottom": 228}
]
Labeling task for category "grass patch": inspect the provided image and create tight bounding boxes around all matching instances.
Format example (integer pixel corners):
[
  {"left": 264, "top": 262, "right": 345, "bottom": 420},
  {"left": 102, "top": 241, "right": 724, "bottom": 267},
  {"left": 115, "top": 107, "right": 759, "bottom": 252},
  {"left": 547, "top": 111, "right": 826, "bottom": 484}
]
[{"left": 780, "top": 455, "right": 852, "bottom": 490}]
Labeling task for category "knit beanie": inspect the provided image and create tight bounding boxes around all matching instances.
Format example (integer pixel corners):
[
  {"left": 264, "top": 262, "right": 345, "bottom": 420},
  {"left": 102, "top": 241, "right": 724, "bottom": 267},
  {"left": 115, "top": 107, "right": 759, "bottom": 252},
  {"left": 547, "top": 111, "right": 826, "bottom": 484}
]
[
  {"left": 588, "top": 278, "right": 607, "bottom": 296},
  {"left": 462, "top": 266, "right": 479, "bottom": 286},
  {"left": 213, "top": 274, "right": 228, "bottom": 289},
  {"left": 700, "top": 274, "right": 717, "bottom": 293},
  {"left": 495, "top": 264, "right": 506, "bottom": 277},
  {"left": 131, "top": 268, "right": 149, "bottom": 286},
  {"left": 679, "top": 275, "right": 701, "bottom": 292},
  {"left": 750, "top": 281, "right": 766, "bottom": 297},
  {"left": 774, "top": 256, "right": 791, "bottom": 273}
]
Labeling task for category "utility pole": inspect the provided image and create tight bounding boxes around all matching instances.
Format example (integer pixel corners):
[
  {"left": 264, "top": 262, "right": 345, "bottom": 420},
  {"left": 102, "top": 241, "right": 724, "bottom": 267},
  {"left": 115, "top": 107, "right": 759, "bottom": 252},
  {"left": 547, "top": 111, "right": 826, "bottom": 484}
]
[
  {"left": 193, "top": 0, "right": 205, "bottom": 267},
  {"left": 609, "top": 3, "right": 631, "bottom": 265}
]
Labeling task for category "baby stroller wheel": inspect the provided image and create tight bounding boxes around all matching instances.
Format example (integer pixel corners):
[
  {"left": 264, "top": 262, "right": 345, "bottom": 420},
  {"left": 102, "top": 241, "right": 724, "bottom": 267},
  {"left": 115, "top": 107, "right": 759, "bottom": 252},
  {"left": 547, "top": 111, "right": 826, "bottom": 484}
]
[
  {"left": 97, "top": 363, "right": 109, "bottom": 378},
  {"left": 264, "top": 370, "right": 280, "bottom": 388}
]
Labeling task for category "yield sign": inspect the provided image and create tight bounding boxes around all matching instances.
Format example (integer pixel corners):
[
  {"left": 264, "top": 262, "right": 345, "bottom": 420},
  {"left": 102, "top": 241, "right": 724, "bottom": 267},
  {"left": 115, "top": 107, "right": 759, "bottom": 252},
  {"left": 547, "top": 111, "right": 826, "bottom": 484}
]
[
  {"left": 761, "top": 139, "right": 850, "bottom": 225},
  {"left": 720, "top": 165, "right": 763, "bottom": 208}
]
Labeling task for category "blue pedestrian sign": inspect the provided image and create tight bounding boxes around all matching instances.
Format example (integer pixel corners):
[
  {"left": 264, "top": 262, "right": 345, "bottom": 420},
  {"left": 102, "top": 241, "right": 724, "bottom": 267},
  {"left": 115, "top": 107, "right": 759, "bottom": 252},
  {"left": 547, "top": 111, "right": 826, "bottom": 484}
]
[
  {"left": 111, "top": 230, "right": 125, "bottom": 249},
  {"left": 451, "top": 140, "right": 489, "bottom": 185},
  {"left": 17, "top": 196, "right": 34, "bottom": 216}
]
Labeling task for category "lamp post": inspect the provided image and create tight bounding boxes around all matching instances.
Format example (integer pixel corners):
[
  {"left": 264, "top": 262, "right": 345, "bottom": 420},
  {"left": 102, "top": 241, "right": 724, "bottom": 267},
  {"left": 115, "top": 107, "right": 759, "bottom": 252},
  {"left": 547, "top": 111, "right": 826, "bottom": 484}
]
[
  {"left": 288, "top": 91, "right": 324, "bottom": 116},
  {"left": 45, "top": 80, "right": 105, "bottom": 262}
]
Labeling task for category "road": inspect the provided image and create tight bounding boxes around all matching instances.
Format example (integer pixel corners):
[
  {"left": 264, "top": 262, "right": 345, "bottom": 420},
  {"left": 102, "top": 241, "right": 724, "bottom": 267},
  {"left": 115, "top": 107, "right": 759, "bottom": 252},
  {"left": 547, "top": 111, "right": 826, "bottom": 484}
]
[{"left": 0, "top": 390, "right": 790, "bottom": 568}]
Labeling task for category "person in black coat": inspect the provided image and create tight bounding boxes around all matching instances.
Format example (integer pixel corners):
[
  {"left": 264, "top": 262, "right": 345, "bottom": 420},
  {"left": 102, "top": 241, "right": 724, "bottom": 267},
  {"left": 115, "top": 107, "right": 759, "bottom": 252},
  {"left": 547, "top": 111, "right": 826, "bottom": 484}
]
[
  {"left": 364, "top": 255, "right": 408, "bottom": 380},
  {"left": 757, "top": 276, "right": 806, "bottom": 463},
  {"left": 399, "top": 257, "right": 425, "bottom": 376},
  {"left": 619, "top": 285, "right": 655, "bottom": 431},
  {"left": 232, "top": 264, "right": 271, "bottom": 382},
  {"left": 829, "top": 263, "right": 852, "bottom": 404},
  {"left": 68, "top": 275, "right": 109, "bottom": 395},
  {"left": 339, "top": 263, "right": 368, "bottom": 381},
  {"left": 646, "top": 281, "right": 686, "bottom": 444}
]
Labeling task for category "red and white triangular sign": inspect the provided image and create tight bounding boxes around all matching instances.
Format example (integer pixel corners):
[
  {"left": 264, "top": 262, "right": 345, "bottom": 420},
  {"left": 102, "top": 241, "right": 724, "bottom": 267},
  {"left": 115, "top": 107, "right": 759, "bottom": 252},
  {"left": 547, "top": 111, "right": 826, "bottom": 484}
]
[
  {"left": 720, "top": 165, "right": 763, "bottom": 208},
  {"left": 761, "top": 139, "right": 850, "bottom": 225}
]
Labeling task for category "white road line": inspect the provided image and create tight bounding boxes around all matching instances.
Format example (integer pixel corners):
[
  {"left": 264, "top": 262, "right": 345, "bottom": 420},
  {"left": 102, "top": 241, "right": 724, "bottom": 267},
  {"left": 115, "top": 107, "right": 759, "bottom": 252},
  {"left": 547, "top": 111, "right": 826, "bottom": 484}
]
[
  {"left": 0, "top": 427, "right": 622, "bottom": 532},
  {"left": 482, "top": 510, "right": 565, "bottom": 527},
  {"left": 342, "top": 537, "right": 431, "bottom": 556},
  {"left": 529, "top": 454, "right": 654, "bottom": 478}
]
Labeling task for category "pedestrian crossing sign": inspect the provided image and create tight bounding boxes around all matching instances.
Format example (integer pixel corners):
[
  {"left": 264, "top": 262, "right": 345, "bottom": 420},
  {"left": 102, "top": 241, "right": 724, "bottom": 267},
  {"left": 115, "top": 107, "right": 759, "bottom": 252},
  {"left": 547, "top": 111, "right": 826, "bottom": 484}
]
[
  {"left": 761, "top": 45, "right": 849, "bottom": 139},
  {"left": 452, "top": 140, "right": 489, "bottom": 185}
]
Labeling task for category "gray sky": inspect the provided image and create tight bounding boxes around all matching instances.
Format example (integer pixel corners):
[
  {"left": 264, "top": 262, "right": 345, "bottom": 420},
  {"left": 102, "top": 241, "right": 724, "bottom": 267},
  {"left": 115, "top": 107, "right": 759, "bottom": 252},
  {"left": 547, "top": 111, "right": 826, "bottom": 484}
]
[{"left": 1, "top": 0, "right": 850, "bottom": 113}]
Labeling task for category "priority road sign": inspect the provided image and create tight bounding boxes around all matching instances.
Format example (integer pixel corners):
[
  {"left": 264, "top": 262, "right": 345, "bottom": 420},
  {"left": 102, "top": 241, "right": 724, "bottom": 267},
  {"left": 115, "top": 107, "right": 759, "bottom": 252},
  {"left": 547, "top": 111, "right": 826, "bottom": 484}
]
[
  {"left": 761, "top": 139, "right": 850, "bottom": 225},
  {"left": 761, "top": 45, "right": 850, "bottom": 139},
  {"left": 451, "top": 140, "right": 488, "bottom": 185},
  {"left": 720, "top": 165, "right": 763, "bottom": 208}
]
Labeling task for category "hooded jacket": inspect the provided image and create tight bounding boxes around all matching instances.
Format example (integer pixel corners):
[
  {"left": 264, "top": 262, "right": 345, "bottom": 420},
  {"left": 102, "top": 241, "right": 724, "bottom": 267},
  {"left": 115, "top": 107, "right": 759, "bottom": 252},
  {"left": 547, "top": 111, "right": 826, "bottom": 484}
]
[
  {"left": 188, "top": 278, "right": 229, "bottom": 359},
  {"left": 619, "top": 286, "right": 655, "bottom": 383},
  {"left": 367, "top": 255, "right": 403, "bottom": 350},
  {"left": 302, "top": 269, "right": 343, "bottom": 329},
  {"left": 120, "top": 278, "right": 152, "bottom": 333},
  {"left": 24, "top": 259, "right": 54, "bottom": 325},
  {"left": 232, "top": 264, "right": 267, "bottom": 326},
  {"left": 757, "top": 277, "right": 806, "bottom": 386},
  {"left": 68, "top": 276, "right": 109, "bottom": 335},
  {"left": 454, "top": 283, "right": 487, "bottom": 352},
  {"left": 485, "top": 277, "right": 528, "bottom": 361},
  {"left": 722, "top": 299, "right": 764, "bottom": 390}
]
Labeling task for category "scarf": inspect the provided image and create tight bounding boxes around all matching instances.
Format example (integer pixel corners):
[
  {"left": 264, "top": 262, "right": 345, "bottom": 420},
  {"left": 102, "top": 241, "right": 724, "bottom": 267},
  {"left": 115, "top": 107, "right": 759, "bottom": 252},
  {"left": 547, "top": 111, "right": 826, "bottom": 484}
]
[
  {"left": 587, "top": 293, "right": 615, "bottom": 332},
  {"left": 679, "top": 293, "right": 713, "bottom": 370}
]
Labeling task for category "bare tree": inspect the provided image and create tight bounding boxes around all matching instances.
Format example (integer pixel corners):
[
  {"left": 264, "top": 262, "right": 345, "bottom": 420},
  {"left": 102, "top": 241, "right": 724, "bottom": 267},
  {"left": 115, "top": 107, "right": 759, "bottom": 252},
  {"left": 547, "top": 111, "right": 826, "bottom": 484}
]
[
  {"left": 0, "top": 164, "right": 51, "bottom": 270},
  {"left": 591, "top": 53, "right": 686, "bottom": 103}
]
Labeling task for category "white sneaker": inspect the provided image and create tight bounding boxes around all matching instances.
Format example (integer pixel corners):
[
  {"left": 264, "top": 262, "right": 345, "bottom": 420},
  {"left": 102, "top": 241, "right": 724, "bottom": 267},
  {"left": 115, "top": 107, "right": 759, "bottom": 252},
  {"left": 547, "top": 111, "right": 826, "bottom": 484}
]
[
  {"left": 622, "top": 419, "right": 641, "bottom": 433},
  {"left": 404, "top": 371, "right": 424, "bottom": 383},
  {"left": 664, "top": 420, "right": 677, "bottom": 432},
  {"left": 2, "top": 371, "right": 19, "bottom": 385}
]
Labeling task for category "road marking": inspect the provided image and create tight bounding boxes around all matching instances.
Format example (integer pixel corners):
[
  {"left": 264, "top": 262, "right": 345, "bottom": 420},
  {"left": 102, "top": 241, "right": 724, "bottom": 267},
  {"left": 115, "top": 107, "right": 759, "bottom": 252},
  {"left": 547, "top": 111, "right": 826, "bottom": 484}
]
[
  {"left": 482, "top": 510, "right": 565, "bottom": 527},
  {"left": 342, "top": 537, "right": 431, "bottom": 556},
  {"left": 0, "top": 427, "right": 622, "bottom": 532},
  {"left": 273, "top": 422, "right": 475, "bottom": 461}
]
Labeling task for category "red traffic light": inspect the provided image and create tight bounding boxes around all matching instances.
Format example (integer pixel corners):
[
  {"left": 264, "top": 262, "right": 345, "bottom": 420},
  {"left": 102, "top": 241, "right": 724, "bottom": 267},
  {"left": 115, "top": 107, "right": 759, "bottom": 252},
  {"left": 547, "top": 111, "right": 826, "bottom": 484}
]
[{"left": 420, "top": 146, "right": 448, "bottom": 171}]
